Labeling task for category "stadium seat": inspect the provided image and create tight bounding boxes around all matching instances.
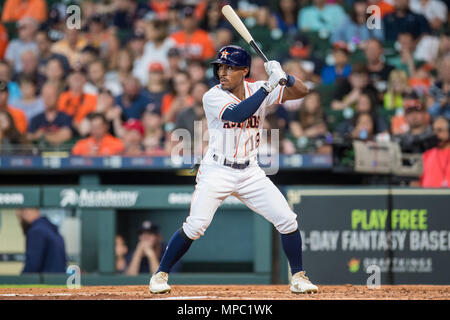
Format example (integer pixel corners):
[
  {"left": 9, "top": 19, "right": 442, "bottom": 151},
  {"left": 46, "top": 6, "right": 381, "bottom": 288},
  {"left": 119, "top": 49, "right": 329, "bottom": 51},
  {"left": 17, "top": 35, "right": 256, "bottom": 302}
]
[
  {"left": 303, "top": 31, "right": 331, "bottom": 60},
  {"left": 325, "top": 109, "right": 347, "bottom": 133},
  {"left": 315, "top": 83, "right": 344, "bottom": 132},
  {"left": 378, "top": 107, "right": 397, "bottom": 129},
  {"left": 238, "top": 25, "right": 291, "bottom": 60},
  {"left": 348, "top": 49, "right": 367, "bottom": 64},
  {"left": 315, "top": 83, "right": 337, "bottom": 110}
]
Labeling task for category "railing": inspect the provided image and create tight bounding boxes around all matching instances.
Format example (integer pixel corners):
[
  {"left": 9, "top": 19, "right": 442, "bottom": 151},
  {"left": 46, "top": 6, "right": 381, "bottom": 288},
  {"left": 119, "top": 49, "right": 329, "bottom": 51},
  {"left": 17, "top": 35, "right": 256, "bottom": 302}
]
[{"left": 0, "top": 154, "right": 333, "bottom": 171}]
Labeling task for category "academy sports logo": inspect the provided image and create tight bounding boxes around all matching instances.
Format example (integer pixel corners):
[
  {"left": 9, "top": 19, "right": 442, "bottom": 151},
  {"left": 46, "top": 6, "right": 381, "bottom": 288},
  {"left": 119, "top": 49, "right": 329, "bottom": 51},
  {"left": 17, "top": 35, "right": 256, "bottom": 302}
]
[
  {"left": 221, "top": 50, "right": 230, "bottom": 59},
  {"left": 60, "top": 188, "right": 139, "bottom": 207}
]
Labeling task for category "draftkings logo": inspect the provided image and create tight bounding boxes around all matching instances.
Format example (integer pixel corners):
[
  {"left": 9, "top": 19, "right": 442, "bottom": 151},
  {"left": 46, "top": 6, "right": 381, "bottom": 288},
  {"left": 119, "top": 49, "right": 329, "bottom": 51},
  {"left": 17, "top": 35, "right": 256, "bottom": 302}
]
[{"left": 348, "top": 258, "right": 361, "bottom": 273}]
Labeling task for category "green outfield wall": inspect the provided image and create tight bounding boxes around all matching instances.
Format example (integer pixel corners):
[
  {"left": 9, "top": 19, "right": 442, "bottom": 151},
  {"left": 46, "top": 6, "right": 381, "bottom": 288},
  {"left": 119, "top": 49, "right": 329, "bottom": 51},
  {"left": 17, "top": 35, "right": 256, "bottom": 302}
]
[{"left": 0, "top": 186, "right": 449, "bottom": 285}]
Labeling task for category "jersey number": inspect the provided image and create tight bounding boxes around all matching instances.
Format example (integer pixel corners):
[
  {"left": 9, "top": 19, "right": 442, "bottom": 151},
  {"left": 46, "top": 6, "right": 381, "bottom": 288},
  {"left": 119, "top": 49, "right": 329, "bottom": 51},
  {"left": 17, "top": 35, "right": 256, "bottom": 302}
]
[{"left": 243, "top": 132, "right": 260, "bottom": 155}]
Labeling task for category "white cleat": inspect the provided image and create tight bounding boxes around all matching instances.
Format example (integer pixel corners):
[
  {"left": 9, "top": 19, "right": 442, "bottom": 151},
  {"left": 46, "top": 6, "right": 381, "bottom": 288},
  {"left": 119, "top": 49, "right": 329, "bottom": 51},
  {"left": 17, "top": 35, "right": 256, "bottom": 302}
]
[
  {"left": 149, "top": 271, "right": 171, "bottom": 294},
  {"left": 290, "top": 271, "right": 318, "bottom": 294}
]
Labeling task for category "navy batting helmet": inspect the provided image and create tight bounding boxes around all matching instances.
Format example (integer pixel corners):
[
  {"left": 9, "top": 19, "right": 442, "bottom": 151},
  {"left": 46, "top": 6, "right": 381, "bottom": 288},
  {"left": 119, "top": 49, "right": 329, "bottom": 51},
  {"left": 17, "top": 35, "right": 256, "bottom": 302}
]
[{"left": 211, "top": 45, "right": 251, "bottom": 79}]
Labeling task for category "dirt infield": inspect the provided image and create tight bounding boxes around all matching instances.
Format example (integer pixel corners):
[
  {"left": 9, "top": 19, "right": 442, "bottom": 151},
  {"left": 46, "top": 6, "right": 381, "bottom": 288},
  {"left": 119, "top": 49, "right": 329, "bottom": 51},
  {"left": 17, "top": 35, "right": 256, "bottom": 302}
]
[{"left": 0, "top": 285, "right": 449, "bottom": 300}]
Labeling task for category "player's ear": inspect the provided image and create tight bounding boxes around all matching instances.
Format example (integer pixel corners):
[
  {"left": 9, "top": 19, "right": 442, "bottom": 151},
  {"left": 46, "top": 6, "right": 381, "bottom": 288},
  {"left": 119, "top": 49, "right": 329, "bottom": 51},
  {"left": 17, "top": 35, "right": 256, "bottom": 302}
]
[{"left": 244, "top": 67, "right": 249, "bottom": 77}]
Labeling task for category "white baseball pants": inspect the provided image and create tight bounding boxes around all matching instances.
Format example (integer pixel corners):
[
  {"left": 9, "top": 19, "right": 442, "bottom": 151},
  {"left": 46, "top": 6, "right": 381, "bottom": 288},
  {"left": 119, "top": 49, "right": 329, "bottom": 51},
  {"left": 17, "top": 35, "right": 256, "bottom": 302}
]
[{"left": 182, "top": 161, "right": 298, "bottom": 240}]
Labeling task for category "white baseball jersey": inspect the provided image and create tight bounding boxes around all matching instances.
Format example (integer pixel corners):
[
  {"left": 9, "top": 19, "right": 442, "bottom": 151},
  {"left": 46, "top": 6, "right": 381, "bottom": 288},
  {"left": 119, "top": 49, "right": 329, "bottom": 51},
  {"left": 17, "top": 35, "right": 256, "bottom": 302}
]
[
  {"left": 181, "top": 81, "right": 298, "bottom": 241},
  {"left": 202, "top": 80, "right": 286, "bottom": 163}
]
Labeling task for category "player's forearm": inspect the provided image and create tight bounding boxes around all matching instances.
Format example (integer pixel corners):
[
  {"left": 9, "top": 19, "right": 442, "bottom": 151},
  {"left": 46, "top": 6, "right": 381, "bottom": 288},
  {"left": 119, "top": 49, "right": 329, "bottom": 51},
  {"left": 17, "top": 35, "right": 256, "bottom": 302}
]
[
  {"left": 282, "top": 75, "right": 309, "bottom": 102},
  {"left": 221, "top": 88, "right": 268, "bottom": 123}
]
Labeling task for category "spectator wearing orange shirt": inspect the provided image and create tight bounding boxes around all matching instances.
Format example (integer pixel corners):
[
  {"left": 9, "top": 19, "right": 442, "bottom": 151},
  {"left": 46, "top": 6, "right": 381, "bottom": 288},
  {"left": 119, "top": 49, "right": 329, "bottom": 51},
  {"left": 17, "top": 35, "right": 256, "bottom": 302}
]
[
  {"left": 0, "top": 80, "right": 27, "bottom": 134},
  {"left": 72, "top": 113, "right": 124, "bottom": 156},
  {"left": 368, "top": 0, "right": 395, "bottom": 18},
  {"left": 148, "top": 0, "right": 171, "bottom": 19},
  {"left": 421, "top": 117, "right": 450, "bottom": 187},
  {"left": 0, "top": 110, "right": 24, "bottom": 153},
  {"left": 1, "top": 0, "right": 47, "bottom": 23},
  {"left": 0, "top": 24, "right": 8, "bottom": 60},
  {"left": 170, "top": 6, "right": 215, "bottom": 61},
  {"left": 58, "top": 68, "right": 97, "bottom": 133},
  {"left": 149, "top": 0, "right": 206, "bottom": 21}
]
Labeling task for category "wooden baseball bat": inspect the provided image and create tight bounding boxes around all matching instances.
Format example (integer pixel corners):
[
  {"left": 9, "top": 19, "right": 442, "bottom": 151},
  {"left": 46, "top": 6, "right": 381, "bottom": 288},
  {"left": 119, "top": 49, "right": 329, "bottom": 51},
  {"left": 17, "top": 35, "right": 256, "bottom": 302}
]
[{"left": 221, "top": 5, "right": 287, "bottom": 85}]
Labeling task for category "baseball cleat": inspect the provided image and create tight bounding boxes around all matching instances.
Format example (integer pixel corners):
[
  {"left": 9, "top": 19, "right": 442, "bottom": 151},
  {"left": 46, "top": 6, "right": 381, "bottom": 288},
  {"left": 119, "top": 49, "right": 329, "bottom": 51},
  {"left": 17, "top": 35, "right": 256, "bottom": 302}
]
[
  {"left": 149, "top": 271, "right": 171, "bottom": 294},
  {"left": 290, "top": 271, "right": 318, "bottom": 294}
]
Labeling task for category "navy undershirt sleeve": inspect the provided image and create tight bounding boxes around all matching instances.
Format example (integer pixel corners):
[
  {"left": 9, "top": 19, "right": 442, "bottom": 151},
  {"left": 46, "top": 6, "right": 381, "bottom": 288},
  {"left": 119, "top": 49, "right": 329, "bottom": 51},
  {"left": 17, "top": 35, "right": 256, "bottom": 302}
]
[{"left": 221, "top": 88, "right": 268, "bottom": 123}]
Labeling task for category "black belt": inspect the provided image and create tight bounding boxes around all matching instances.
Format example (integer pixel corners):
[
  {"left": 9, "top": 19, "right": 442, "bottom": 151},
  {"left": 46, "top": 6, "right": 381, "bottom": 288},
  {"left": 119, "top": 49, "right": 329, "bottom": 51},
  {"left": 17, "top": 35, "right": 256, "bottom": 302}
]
[{"left": 213, "top": 154, "right": 250, "bottom": 169}]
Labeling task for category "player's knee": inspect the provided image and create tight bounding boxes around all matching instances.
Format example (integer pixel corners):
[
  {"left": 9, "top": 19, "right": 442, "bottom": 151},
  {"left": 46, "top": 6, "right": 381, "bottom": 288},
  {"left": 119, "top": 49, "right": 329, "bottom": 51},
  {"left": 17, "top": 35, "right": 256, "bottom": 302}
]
[
  {"left": 275, "top": 211, "right": 298, "bottom": 234},
  {"left": 182, "top": 217, "right": 211, "bottom": 240}
]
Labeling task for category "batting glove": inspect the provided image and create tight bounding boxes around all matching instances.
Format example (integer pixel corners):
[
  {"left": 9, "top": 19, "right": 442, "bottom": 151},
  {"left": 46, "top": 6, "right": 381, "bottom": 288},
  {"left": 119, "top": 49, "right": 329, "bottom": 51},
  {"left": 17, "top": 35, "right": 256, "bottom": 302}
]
[
  {"left": 261, "top": 69, "right": 287, "bottom": 93},
  {"left": 264, "top": 60, "right": 283, "bottom": 76}
]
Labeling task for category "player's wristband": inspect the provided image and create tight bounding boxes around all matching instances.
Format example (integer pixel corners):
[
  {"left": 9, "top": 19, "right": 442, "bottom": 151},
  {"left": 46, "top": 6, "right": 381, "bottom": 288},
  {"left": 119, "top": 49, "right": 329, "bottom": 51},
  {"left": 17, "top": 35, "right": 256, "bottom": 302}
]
[
  {"left": 286, "top": 74, "right": 295, "bottom": 87},
  {"left": 261, "top": 82, "right": 273, "bottom": 94}
]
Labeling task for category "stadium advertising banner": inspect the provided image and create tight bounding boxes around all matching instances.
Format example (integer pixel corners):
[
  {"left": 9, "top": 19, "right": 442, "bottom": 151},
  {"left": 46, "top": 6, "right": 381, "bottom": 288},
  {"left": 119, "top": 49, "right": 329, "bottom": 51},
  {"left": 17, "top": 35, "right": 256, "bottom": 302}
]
[
  {"left": 42, "top": 186, "right": 245, "bottom": 209},
  {"left": 0, "top": 188, "right": 40, "bottom": 207},
  {"left": 286, "top": 188, "right": 450, "bottom": 285}
]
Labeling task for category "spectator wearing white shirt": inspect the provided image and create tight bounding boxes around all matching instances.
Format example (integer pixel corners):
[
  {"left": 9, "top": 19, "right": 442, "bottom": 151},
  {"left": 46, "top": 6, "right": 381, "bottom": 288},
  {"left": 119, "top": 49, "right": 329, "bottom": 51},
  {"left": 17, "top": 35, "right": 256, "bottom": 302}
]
[
  {"left": 409, "top": 0, "right": 447, "bottom": 63},
  {"left": 409, "top": 0, "right": 448, "bottom": 31},
  {"left": 133, "top": 18, "right": 175, "bottom": 86},
  {"left": 84, "top": 59, "right": 122, "bottom": 96},
  {"left": 11, "top": 74, "right": 44, "bottom": 122},
  {"left": 5, "top": 17, "right": 39, "bottom": 73}
]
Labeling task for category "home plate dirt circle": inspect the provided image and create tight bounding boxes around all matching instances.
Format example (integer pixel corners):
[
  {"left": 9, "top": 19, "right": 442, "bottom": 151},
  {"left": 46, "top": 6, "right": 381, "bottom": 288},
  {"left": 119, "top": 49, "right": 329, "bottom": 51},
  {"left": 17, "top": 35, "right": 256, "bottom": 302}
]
[{"left": 0, "top": 285, "right": 449, "bottom": 300}]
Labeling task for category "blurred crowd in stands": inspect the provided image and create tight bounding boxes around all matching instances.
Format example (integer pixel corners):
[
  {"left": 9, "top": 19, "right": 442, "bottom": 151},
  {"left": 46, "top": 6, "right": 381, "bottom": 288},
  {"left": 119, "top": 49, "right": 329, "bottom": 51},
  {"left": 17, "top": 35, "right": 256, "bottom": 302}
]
[{"left": 0, "top": 0, "right": 448, "bottom": 176}]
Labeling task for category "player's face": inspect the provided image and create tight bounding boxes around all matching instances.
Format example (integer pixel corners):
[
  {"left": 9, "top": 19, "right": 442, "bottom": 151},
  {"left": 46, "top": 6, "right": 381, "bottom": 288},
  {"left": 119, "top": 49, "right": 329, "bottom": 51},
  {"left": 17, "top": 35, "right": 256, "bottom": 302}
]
[{"left": 217, "top": 64, "right": 248, "bottom": 90}]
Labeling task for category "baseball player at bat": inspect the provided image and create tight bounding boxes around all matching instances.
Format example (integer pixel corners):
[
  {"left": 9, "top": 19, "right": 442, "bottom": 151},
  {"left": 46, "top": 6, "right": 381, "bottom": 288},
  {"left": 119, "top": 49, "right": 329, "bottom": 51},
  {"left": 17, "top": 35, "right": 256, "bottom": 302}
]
[{"left": 150, "top": 45, "right": 318, "bottom": 294}]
